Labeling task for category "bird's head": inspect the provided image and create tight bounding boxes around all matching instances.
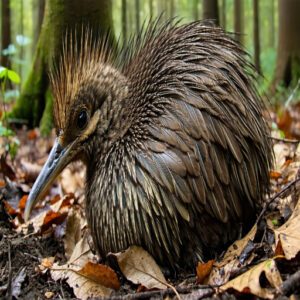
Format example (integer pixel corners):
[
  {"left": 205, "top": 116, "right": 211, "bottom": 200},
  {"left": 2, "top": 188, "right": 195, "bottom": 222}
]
[{"left": 24, "top": 34, "right": 130, "bottom": 221}]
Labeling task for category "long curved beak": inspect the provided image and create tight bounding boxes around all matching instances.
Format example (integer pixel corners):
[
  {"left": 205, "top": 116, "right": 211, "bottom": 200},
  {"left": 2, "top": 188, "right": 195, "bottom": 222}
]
[{"left": 24, "top": 138, "right": 76, "bottom": 222}]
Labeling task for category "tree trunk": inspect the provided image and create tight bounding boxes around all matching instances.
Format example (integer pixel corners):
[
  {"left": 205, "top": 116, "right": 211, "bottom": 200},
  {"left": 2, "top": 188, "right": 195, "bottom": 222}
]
[
  {"left": 149, "top": 0, "right": 153, "bottom": 19},
  {"left": 234, "top": 0, "right": 244, "bottom": 45},
  {"left": 253, "top": 0, "right": 261, "bottom": 73},
  {"left": 128, "top": 0, "right": 134, "bottom": 33},
  {"left": 135, "top": 0, "right": 140, "bottom": 32},
  {"left": 11, "top": 0, "right": 114, "bottom": 133},
  {"left": 122, "top": 0, "right": 127, "bottom": 42},
  {"left": 269, "top": 0, "right": 275, "bottom": 48},
  {"left": 1, "top": 0, "right": 11, "bottom": 68},
  {"left": 202, "top": 0, "right": 219, "bottom": 26},
  {"left": 221, "top": 0, "right": 226, "bottom": 30},
  {"left": 271, "top": 0, "right": 300, "bottom": 91},
  {"left": 157, "top": 0, "right": 166, "bottom": 22},
  {"left": 19, "top": 0, "right": 24, "bottom": 79},
  {"left": 170, "top": 0, "right": 175, "bottom": 18},
  {"left": 193, "top": 0, "right": 199, "bottom": 20},
  {"left": 33, "top": 0, "right": 45, "bottom": 50}
]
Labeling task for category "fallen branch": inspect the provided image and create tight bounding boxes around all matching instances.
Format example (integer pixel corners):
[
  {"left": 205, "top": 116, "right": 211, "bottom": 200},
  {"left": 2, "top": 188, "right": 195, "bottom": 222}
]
[
  {"left": 271, "top": 136, "right": 299, "bottom": 144},
  {"left": 97, "top": 285, "right": 215, "bottom": 300},
  {"left": 281, "top": 270, "right": 300, "bottom": 296},
  {"left": 256, "top": 176, "right": 300, "bottom": 224}
]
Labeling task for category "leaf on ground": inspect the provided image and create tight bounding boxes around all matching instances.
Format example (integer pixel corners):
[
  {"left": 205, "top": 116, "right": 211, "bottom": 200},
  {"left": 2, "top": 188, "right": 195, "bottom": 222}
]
[
  {"left": 208, "top": 224, "right": 257, "bottom": 285},
  {"left": 3, "top": 200, "right": 17, "bottom": 216},
  {"left": 27, "top": 129, "right": 38, "bottom": 140},
  {"left": 11, "top": 267, "right": 26, "bottom": 298},
  {"left": 50, "top": 194, "right": 74, "bottom": 213},
  {"left": 64, "top": 209, "right": 82, "bottom": 259},
  {"left": 221, "top": 259, "right": 282, "bottom": 299},
  {"left": 19, "top": 193, "right": 72, "bottom": 234},
  {"left": 51, "top": 234, "right": 113, "bottom": 299},
  {"left": 18, "top": 195, "right": 28, "bottom": 211},
  {"left": 115, "top": 246, "right": 168, "bottom": 290},
  {"left": 274, "top": 197, "right": 300, "bottom": 259},
  {"left": 196, "top": 260, "right": 214, "bottom": 284},
  {"left": 60, "top": 165, "right": 85, "bottom": 195},
  {"left": 0, "top": 154, "right": 16, "bottom": 180},
  {"left": 78, "top": 262, "right": 120, "bottom": 290},
  {"left": 41, "top": 210, "right": 67, "bottom": 233},
  {"left": 20, "top": 160, "right": 42, "bottom": 183},
  {"left": 38, "top": 257, "right": 55, "bottom": 273},
  {"left": 270, "top": 171, "right": 282, "bottom": 180}
]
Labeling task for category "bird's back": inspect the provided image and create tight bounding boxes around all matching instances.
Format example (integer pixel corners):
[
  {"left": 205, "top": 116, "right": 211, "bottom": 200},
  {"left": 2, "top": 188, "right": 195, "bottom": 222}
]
[{"left": 86, "top": 21, "right": 272, "bottom": 268}]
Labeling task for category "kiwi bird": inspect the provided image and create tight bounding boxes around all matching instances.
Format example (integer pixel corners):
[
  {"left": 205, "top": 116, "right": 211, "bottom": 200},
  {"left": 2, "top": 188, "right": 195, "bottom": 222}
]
[{"left": 24, "top": 21, "right": 272, "bottom": 268}]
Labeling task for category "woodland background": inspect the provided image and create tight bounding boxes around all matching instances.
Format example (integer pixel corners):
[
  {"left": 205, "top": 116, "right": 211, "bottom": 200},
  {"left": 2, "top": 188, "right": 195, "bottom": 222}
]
[{"left": 1, "top": 0, "right": 300, "bottom": 135}]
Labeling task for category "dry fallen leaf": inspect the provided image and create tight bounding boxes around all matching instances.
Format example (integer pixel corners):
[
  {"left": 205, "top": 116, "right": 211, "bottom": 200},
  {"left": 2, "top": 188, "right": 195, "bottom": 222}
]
[
  {"left": 64, "top": 209, "right": 82, "bottom": 259},
  {"left": 20, "top": 194, "right": 71, "bottom": 234},
  {"left": 38, "top": 257, "right": 55, "bottom": 273},
  {"left": 221, "top": 259, "right": 282, "bottom": 299},
  {"left": 20, "top": 159, "right": 42, "bottom": 183},
  {"left": 274, "top": 197, "right": 300, "bottom": 259},
  {"left": 44, "top": 291, "right": 54, "bottom": 299},
  {"left": 196, "top": 260, "right": 214, "bottom": 284},
  {"left": 18, "top": 195, "right": 28, "bottom": 211},
  {"left": 273, "top": 143, "right": 291, "bottom": 171},
  {"left": 115, "top": 246, "right": 168, "bottom": 290},
  {"left": 78, "top": 262, "right": 120, "bottom": 290},
  {"left": 208, "top": 224, "right": 257, "bottom": 285},
  {"left": 50, "top": 234, "right": 114, "bottom": 299},
  {"left": 0, "top": 154, "right": 16, "bottom": 180},
  {"left": 270, "top": 171, "right": 282, "bottom": 180},
  {"left": 27, "top": 129, "right": 38, "bottom": 140},
  {"left": 11, "top": 267, "right": 26, "bottom": 299},
  {"left": 60, "top": 164, "right": 85, "bottom": 195}
]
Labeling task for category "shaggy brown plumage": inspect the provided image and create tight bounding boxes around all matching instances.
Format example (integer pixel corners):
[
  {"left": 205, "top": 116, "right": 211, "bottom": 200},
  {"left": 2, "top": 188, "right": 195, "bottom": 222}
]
[{"left": 48, "top": 21, "right": 272, "bottom": 268}]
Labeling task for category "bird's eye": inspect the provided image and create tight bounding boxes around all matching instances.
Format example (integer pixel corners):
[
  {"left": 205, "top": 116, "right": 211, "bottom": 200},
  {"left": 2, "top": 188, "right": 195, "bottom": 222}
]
[{"left": 77, "top": 110, "right": 88, "bottom": 129}]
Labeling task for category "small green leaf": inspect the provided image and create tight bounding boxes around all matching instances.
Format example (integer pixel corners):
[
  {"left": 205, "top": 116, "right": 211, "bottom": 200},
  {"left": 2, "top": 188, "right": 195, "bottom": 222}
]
[
  {"left": 0, "top": 67, "right": 8, "bottom": 79},
  {"left": 7, "top": 70, "right": 20, "bottom": 84}
]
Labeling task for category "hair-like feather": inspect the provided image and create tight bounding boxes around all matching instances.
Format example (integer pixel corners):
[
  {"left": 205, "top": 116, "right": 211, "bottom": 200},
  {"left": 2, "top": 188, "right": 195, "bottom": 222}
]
[{"left": 49, "top": 20, "right": 272, "bottom": 268}]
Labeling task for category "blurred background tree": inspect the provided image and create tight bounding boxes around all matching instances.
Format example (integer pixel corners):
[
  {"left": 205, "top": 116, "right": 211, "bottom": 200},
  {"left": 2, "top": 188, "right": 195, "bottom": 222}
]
[
  {"left": 0, "top": 0, "right": 298, "bottom": 133},
  {"left": 271, "top": 0, "right": 300, "bottom": 94},
  {"left": 10, "top": 0, "right": 114, "bottom": 133}
]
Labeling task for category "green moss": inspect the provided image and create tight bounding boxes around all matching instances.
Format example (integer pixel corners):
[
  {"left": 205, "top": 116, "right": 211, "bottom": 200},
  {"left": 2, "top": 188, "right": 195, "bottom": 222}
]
[
  {"left": 11, "top": 0, "right": 114, "bottom": 133},
  {"left": 10, "top": 66, "right": 47, "bottom": 127},
  {"left": 291, "top": 55, "right": 300, "bottom": 86},
  {"left": 40, "top": 88, "right": 53, "bottom": 136}
]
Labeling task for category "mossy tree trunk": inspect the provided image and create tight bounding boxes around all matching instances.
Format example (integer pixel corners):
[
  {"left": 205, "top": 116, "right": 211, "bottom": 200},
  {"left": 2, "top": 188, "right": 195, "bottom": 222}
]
[
  {"left": 271, "top": 0, "right": 300, "bottom": 94},
  {"left": 234, "top": 0, "right": 244, "bottom": 45},
  {"left": 202, "top": 0, "right": 219, "bottom": 26},
  {"left": 1, "top": 0, "right": 11, "bottom": 68},
  {"left": 12, "top": 0, "right": 114, "bottom": 134},
  {"left": 253, "top": 0, "right": 261, "bottom": 73},
  {"left": 32, "top": 0, "right": 45, "bottom": 53},
  {"left": 121, "top": 0, "right": 127, "bottom": 43}
]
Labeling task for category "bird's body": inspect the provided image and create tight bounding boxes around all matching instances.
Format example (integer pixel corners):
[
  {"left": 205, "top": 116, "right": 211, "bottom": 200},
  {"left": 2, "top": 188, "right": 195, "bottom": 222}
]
[{"left": 25, "top": 21, "right": 272, "bottom": 269}]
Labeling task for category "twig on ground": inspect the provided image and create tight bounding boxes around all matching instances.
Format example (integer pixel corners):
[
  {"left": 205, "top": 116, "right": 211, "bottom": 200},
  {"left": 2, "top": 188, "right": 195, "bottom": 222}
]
[
  {"left": 98, "top": 286, "right": 215, "bottom": 300},
  {"left": 256, "top": 176, "right": 300, "bottom": 224},
  {"left": 5, "top": 241, "right": 13, "bottom": 300},
  {"left": 271, "top": 136, "right": 300, "bottom": 144},
  {"left": 281, "top": 270, "right": 300, "bottom": 295}
]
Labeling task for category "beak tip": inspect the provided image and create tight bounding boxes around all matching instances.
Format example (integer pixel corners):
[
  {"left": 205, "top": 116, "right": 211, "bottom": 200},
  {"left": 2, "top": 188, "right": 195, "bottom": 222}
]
[{"left": 23, "top": 205, "right": 31, "bottom": 222}]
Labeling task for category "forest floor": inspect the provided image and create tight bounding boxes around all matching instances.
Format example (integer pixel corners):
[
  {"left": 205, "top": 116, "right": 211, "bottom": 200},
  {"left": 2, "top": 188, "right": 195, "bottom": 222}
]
[{"left": 1, "top": 110, "right": 300, "bottom": 299}]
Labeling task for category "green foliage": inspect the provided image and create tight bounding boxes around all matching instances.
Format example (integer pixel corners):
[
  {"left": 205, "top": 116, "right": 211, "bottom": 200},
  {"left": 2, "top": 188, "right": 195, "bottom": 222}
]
[
  {"left": 0, "top": 67, "right": 21, "bottom": 84},
  {"left": 257, "top": 48, "right": 276, "bottom": 94},
  {"left": 0, "top": 121, "right": 14, "bottom": 137},
  {"left": 0, "top": 66, "right": 21, "bottom": 159}
]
